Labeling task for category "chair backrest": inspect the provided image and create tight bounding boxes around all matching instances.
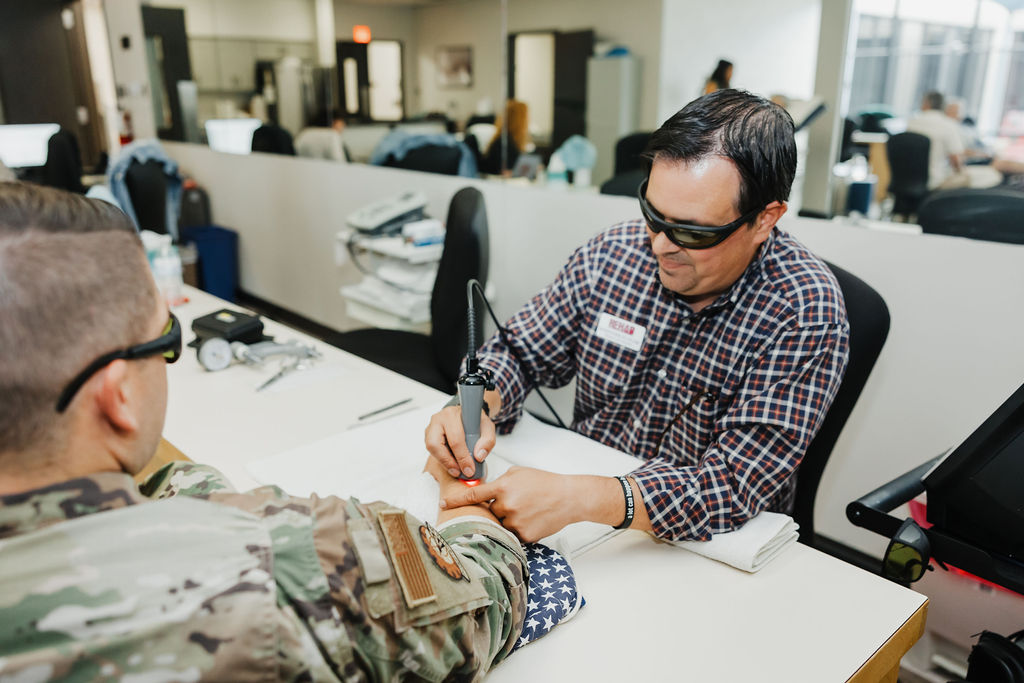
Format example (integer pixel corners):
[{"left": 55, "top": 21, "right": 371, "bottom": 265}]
[
  {"left": 614, "top": 132, "right": 652, "bottom": 176},
  {"left": 886, "top": 132, "right": 930, "bottom": 205},
  {"left": 839, "top": 118, "right": 858, "bottom": 162},
  {"left": 917, "top": 188, "right": 1024, "bottom": 245},
  {"left": 430, "top": 187, "right": 489, "bottom": 386},
  {"left": 42, "top": 128, "right": 84, "bottom": 193},
  {"left": 599, "top": 168, "right": 646, "bottom": 197},
  {"left": 794, "top": 261, "right": 890, "bottom": 545},
  {"left": 386, "top": 144, "right": 462, "bottom": 175},
  {"left": 125, "top": 159, "right": 169, "bottom": 234},
  {"left": 251, "top": 124, "right": 296, "bottom": 156}
]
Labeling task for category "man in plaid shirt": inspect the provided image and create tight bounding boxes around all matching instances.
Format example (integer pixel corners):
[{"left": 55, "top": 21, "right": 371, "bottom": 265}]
[{"left": 426, "top": 90, "right": 850, "bottom": 543}]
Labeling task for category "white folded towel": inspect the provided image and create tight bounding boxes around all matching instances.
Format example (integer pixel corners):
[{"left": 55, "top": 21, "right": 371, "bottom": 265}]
[{"left": 669, "top": 512, "right": 800, "bottom": 572}]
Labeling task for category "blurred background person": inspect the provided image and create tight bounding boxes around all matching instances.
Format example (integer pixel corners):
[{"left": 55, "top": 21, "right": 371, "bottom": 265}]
[
  {"left": 480, "top": 99, "right": 530, "bottom": 176},
  {"left": 703, "top": 59, "right": 733, "bottom": 95},
  {"left": 295, "top": 108, "right": 350, "bottom": 162}
]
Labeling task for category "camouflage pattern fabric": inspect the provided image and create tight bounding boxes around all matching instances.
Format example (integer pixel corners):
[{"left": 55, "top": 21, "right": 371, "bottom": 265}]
[{"left": 0, "top": 462, "right": 527, "bottom": 681}]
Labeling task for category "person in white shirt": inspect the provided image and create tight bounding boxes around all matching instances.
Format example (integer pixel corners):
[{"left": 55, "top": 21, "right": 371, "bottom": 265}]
[
  {"left": 944, "top": 98, "right": 991, "bottom": 161},
  {"left": 906, "top": 91, "right": 967, "bottom": 190},
  {"left": 294, "top": 109, "right": 349, "bottom": 162}
]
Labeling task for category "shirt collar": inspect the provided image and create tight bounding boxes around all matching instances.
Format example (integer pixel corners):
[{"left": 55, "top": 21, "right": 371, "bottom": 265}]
[{"left": 0, "top": 472, "right": 146, "bottom": 539}]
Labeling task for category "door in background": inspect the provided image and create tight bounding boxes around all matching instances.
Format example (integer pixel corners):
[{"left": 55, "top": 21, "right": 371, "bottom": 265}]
[
  {"left": 140, "top": 6, "right": 193, "bottom": 142},
  {"left": 337, "top": 40, "right": 404, "bottom": 122}
]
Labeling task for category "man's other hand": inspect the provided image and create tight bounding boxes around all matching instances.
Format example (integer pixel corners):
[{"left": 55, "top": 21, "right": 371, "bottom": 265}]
[
  {"left": 424, "top": 405, "right": 496, "bottom": 479},
  {"left": 439, "top": 466, "right": 580, "bottom": 543}
]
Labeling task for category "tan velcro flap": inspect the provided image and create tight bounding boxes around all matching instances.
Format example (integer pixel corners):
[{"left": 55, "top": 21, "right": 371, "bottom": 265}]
[{"left": 378, "top": 509, "right": 438, "bottom": 609}]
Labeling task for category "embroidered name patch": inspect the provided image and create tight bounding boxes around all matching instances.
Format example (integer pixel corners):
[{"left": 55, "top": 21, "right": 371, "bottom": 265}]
[
  {"left": 595, "top": 313, "right": 646, "bottom": 352},
  {"left": 420, "top": 525, "right": 468, "bottom": 582},
  {"left": 378, "top": 510, "right": 437, "bottom": 608}
]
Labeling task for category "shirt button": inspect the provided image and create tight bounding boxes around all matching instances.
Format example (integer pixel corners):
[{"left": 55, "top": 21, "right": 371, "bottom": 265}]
[
  {"left": 657, "top": 369, "right": 667, "bottom": 379},
  {"left": 633, "top": 419, "right": 642, "bottom": 430}
]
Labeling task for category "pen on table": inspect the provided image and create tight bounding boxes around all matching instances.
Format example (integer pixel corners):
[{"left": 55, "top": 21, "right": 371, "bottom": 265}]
[{"left": 357, "top": 397, "right": 413, "bottom": 421}]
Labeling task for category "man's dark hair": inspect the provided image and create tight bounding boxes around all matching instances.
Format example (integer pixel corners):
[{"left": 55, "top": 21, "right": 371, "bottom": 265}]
[
  {"left": 642, "top": 89, "right": 797, "bottom": 215},
  {"left": 923, "top": 90, "right": 944, "bottom": 111}
]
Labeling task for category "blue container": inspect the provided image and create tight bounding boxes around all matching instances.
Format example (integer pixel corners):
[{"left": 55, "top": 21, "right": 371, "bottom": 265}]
[
  {"left": 846, "top": 179, "right": 876, "bottom": 216},
  {"left": 181, "top": 225, "right": 238, "bottom": 302}
]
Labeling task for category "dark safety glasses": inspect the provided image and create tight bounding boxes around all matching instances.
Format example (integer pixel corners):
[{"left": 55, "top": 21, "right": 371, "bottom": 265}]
[
  {"left": 882, "top": 518, "right": 931, "bottom": 584},
  {"left": 637, "top": 178, "right": 763, "bottom": 249},
  {"left": 56, "top": 313, "right": 182, "bottom": 413}
]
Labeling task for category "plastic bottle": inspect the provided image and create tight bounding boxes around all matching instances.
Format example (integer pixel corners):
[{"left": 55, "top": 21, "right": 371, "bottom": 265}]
[
  {"left": 151, "top": 234, "right": 185, "bottom": 307},
  {"left": 851, "top": 154, "right": 869, "bottom": 182},
  {"left": 546, "top": 152, "right": 568, "bottom": 187}
]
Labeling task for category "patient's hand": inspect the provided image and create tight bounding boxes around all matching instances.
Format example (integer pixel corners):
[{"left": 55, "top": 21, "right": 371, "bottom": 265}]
[{"left": 423, "top": 456, "right": 496, "bottom": 525}]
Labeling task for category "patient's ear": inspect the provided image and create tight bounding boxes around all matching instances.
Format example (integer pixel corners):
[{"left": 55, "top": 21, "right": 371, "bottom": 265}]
[{"left": 94, "top": 359, "right": 139, "bottom": 434}]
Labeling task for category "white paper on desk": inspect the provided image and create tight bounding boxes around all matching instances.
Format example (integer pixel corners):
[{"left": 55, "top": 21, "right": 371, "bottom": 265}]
[
  {"left": 668, "top": 511, "right": 799, "bottom": 573},
  {"left": 245, "top": 409, "right": 643, "bottom": 557}
]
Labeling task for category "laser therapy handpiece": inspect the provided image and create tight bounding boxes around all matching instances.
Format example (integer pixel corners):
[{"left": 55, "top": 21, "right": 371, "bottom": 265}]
[{"left": 457, "top": 280, "right": 494, "bottom": 482}]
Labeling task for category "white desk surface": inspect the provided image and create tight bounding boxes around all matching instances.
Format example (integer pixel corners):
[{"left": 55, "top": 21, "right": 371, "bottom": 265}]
[
  {"left": 164, "top": 286, "right": 927, "bottom": 682},
  {"left": 165, "top": 287, "right": 444, "bottom": 491}
]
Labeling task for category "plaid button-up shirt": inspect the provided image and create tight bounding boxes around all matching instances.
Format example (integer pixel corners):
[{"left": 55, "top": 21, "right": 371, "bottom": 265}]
[{"left": 478, "top": 221, "right": 850, "bottom": 541}]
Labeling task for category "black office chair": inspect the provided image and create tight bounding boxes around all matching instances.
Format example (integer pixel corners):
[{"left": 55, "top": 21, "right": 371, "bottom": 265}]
[
  {"left": 793, "top": 261, "right": 890, "bottom": 546},
  {"left": 125, "top": 159, "right": 170, "bottom": 235},
  {"left": 42, "top": 128, "right": 84, "bottom": 194},
  {"left": 839, "top": 117, "right": 863, "bottom": 163},
  {"left": 383, "top": 144, "right": 463, "bottom": 176},
  {"left": 327, "top": 187, "right": 490, "bottom": 392},
  {"left": 858, "top": 111, "right": 893, "bottom": 134},
  {"left": 886, "top": 132, "right": 930, "bottom": 219},
  {"left": 917, "top": 188, "right": 1024, "bottom": 245},
  {"left": 599, "top": 168, "right": 646, "bottom": 197},
  {"left": 613, "top": 132, "right": 653, "bottom": 176},
  {"left": 466, "top": 113, "right": 496, "bottom": 128},
  {"left": 251, "top": 124, "right": 296, "bottom": 155}
]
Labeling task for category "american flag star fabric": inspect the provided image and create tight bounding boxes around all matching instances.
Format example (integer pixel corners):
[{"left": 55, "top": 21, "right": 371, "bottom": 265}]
[
  {"left": 477, "top": 222, "right": 850, "bottom": 542},
  {"left": 512, "top": 543, "right": 584, "bottom": 652}
]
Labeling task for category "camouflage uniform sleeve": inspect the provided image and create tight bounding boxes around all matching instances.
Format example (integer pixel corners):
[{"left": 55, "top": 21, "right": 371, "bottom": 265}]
[
  {"left": 206, "top": 487, "right": 527, "bottom": 682},
  {"left": 138, "top": 461, "right": 236, "bottom": 499},
  {"left": 436, "top": 516, "right": 529, "bottom": 666},
  {"left": 308, "top": 498, "right": 528, "bottom": 682}
]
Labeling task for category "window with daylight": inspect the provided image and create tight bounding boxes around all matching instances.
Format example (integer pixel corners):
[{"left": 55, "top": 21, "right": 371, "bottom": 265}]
[{"left": 846, "top": 0, "right": 1024, "bottom": 137}]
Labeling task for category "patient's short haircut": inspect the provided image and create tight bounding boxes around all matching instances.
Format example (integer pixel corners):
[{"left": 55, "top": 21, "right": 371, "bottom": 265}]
[
  {"left": 643, "top": 89, "right": 797, "bottom": 216},
  {"left": 0, "top": 181, "right": 134, "bottom": 236},
  {"left": 0, "top": 182, "right": 157, "bottom": 453}
]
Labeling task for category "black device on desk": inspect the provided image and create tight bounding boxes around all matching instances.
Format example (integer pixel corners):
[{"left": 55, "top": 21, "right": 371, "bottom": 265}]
[
  {"left": 189, "top": 309, "right": 267, "bottom": 346},
  {"left": 848, "top": 379, "right": 1024, "bottom": 594}
]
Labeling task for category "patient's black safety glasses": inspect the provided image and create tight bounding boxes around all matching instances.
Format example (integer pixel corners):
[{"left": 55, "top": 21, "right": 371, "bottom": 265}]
[
  {"left": 882, "top": 517, "right": 932, "bottom": 585},
  {"left": 56, "top": 313, "right": 182, "bottom": 413},
  {"left": 637, "top": 178, "right": 763, "bottom": 250}
]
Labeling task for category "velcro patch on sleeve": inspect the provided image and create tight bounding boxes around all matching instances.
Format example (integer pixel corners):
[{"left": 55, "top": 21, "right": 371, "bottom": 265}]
[{"left": 378, "top": 509, "right": 437, "bottom": 608}]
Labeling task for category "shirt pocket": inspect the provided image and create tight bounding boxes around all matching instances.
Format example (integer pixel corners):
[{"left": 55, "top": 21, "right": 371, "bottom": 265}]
[{"left": 576, "top": 333, "right": 641, "bottom": 407}]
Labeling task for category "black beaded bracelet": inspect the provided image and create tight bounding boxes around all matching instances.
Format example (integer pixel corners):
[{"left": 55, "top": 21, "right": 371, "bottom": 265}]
[{"left": 614, "top": 475, "right": 634, "bottom": 530}]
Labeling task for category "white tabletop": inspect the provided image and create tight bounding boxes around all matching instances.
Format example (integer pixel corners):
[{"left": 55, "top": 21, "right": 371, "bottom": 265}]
[
  {"left": 164, "top": 287, "right": 444, "bottom": 490},
  {"left": 164, "top": 286, "right": 927, "bottom": 681}
]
